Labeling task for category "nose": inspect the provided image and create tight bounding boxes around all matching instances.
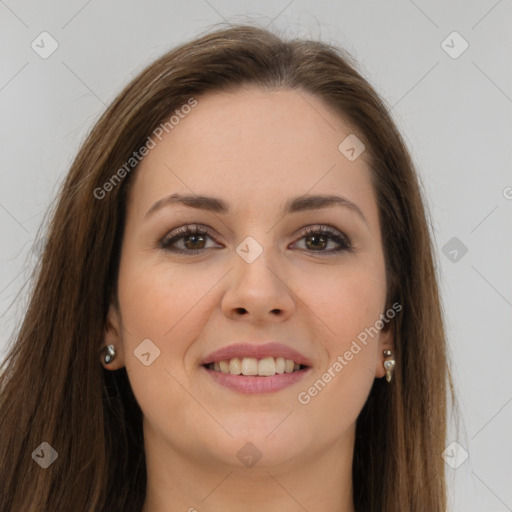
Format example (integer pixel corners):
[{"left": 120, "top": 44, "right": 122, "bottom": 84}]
[{"left": 220, "top": 244, "right": 296, "bottom": 323}]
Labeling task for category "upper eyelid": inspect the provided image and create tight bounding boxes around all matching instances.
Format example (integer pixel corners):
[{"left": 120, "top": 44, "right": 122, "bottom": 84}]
[{"left": 163, "top": 223, "right": 345, "bottom": 238}]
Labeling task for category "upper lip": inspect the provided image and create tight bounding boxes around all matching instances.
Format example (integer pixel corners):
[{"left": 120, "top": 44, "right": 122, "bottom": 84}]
[{"left": 201, "top": 342, "right": 312, "bottom": 366}]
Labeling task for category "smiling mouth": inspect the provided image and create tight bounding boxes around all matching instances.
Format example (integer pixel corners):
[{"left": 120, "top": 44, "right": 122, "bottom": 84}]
[{"left": 203, "top": 356, "right": 308, "bottom": 377}]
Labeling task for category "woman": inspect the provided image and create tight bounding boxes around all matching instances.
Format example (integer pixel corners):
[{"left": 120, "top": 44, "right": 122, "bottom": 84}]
[{"left": 0, "top": 24, "right": 457, "bottom": 511}]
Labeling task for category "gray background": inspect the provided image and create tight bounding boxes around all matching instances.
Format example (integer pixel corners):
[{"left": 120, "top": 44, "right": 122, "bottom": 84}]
[{"left": 1, "top": 1, "right": 511, "bottom": 510}]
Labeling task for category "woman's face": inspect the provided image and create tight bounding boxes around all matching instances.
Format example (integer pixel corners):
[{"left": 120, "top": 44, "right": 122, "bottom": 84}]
[{"left": 104, "top": 86, "right": 393, "bottom": 470}]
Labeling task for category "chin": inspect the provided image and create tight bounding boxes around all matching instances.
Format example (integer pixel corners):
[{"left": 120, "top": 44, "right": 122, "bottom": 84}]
[{"left": 204, "top": 422, "right": 306, "bottom": 468}]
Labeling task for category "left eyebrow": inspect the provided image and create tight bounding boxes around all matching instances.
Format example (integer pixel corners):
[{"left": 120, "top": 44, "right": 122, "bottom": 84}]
[{"left": 144, "top": 192, "right": 369, "bottom": 227}]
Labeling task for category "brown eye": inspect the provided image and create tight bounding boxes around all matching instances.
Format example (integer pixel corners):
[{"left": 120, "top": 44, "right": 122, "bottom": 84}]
[
  {"left": 293, "top": 225, "right": 352, "bottom": 254},
  {"left": 161, "top": 225, "right": 220, "bottom": 254},
  {"left": 160, "top": 224, "right": 352, "bottom": 256}
]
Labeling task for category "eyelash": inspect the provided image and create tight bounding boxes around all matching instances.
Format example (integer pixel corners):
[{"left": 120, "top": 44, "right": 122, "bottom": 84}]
[{"left": 160, "top": 224, "right": 352, "bottom": 256}]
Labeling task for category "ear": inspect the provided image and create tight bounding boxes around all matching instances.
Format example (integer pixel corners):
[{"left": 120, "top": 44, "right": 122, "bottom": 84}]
[
  {"left": 374, "top": 320, "right": 395, "bottom": 379},
  {"left": 99, "top": 304, "right": 125, "bottom": 370}
]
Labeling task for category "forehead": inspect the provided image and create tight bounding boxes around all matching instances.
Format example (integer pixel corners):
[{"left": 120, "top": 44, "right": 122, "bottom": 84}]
[{"left": 129, "top": 86, "right": 378, "bottom": 227}]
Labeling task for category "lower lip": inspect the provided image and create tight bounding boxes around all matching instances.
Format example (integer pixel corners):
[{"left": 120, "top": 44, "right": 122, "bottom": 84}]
[{"left": 202, "top": 366, "right": 311, "bottom": 394}]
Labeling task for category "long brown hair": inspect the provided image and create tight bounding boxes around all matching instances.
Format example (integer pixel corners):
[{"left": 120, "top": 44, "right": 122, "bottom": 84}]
[{"left": 0, "top": 24, "right": 457, "bottom": 511}]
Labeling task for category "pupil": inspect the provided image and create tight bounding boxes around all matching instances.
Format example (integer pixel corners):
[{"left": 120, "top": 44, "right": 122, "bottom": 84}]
[
  {"left": 306, "top": 235, "right": 326, "bottom": 250},
  {"left": 185, "top": 234, "right": 205, "bottom": 249}
]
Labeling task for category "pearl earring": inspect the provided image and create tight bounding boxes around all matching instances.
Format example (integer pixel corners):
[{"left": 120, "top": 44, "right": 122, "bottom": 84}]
[{"left": 383, "top": 349, "right": 395, "bottom": 382}]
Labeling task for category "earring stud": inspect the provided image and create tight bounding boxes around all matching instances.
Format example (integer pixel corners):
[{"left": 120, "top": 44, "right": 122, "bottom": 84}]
[{"left": 102, "top": 344, "right": 117, "bottom": 365}]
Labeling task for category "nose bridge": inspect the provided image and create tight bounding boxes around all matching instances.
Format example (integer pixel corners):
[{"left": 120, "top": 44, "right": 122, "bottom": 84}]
[
  {"left": 234, "top": 232, "right": 281, "bottom": 289},
  {"left": 221, "top": 230, "right": 295, "bottom": 319}
]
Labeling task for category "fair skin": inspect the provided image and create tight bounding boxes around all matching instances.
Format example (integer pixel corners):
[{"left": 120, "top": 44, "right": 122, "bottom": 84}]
[{"left": 101, "top": 86, "right": 394, "bottom": 512}]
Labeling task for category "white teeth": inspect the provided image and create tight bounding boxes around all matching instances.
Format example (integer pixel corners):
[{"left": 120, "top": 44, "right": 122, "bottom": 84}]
[
  {"left": 229, "top": 357, "right": 241, "bottom": 374},
  {"left": 208, "top": 356, "right": 304, "bottom": 376},
  {"left": 258, "top": 357, "right": 276, "bottom": 377},
  {"left": 241, "top": 357, "right": 258, "bottom": 375}
]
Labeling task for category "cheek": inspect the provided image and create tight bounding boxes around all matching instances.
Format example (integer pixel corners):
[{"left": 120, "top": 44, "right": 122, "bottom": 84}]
[
  {"left": 307, "top": 263, "right": 386, "bottom": 338},
  {"left": 296, "top": 270, "right": 382, "bottom": 427},
  {"left": 303, "top": 264, "right": 384, "bottom": 398},
  {"left": 116, "top": 260, "right": 210, "bottom": 432},
  {"left": 117, "top": 257, "right": 217, "bottom": 341},
  {"left": 116, "top": 258, "right": 219, "bottom": 408},
  {"left": 299, "top": 359, "right": 375, "bottom": 439}
]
